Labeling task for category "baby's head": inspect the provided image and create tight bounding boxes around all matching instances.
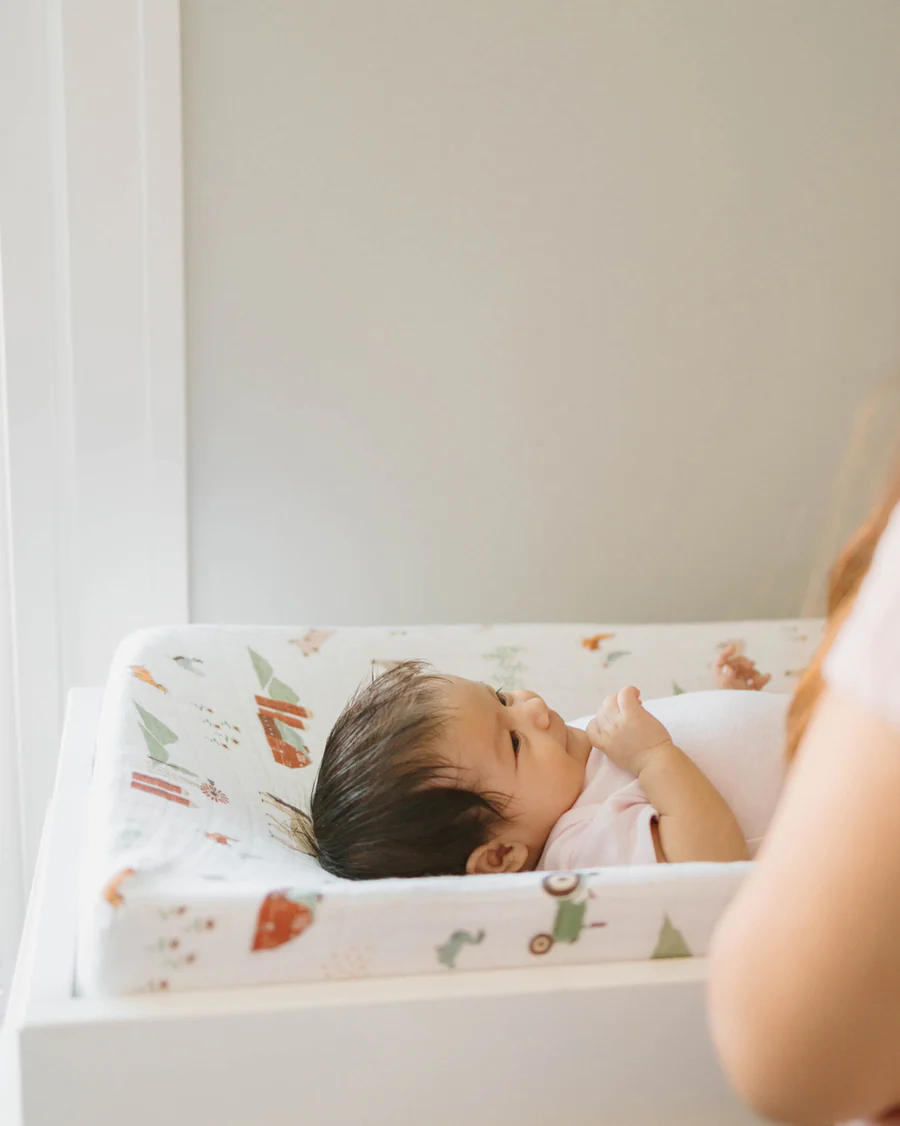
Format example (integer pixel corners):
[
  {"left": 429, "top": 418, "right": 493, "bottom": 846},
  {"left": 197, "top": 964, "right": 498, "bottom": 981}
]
[{"left": 310, "top": 660, "right": 591, "bottom": 879}]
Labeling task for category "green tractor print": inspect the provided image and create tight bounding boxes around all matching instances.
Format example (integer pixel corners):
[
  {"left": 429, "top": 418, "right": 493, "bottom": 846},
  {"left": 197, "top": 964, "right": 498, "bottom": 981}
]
[{"left": 528, "top": 872, "right": 607, "bottom": 956}]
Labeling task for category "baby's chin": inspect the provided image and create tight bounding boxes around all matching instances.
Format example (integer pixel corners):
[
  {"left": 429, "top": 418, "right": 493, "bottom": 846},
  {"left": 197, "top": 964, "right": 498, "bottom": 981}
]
[{"left": 565, "top": 724, "right": 593, "bottom": 766}]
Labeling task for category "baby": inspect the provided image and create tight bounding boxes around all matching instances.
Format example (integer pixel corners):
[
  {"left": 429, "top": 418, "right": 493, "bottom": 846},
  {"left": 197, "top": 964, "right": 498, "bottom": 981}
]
[{"left": 306, "top": 648, "right": 787, "bottom": 879}]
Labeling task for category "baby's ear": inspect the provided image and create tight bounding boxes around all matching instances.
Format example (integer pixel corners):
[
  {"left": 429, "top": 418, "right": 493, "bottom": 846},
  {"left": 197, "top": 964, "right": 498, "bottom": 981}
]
[{"left": 466, "top": 840, "right": 529, "bottom": 876}]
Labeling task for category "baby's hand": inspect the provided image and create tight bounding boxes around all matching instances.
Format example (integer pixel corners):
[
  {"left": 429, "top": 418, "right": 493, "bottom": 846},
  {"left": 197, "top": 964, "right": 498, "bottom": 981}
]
[
  {"left": 715, "top": 644, "right": 772, "bottom": 691},
  {"left": 586, "top": 686, "right": 673, "bottom": 776}
]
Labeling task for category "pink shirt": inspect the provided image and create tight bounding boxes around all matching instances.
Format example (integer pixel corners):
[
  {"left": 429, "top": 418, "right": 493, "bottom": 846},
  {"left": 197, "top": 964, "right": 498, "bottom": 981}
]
[
  {"left": 538, "top": 744, "right": 659, "bottom": 868},
  {"left": 539, "top": 690, "right": 789, "bottom": 870},
  {"left": 824, "top": 501, "right": 900, "bottom": 728}
]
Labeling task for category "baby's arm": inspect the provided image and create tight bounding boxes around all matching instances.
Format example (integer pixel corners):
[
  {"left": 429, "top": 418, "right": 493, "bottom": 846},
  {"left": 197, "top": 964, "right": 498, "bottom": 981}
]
[{"left": 587, "top": 687, "right": 749, "bottom": 864}]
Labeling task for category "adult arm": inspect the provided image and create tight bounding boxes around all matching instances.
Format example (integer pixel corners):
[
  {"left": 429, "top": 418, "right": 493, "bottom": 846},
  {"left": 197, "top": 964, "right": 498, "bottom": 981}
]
[{"left": 708, "top": 688, "right": 900, "bottom": 1125}]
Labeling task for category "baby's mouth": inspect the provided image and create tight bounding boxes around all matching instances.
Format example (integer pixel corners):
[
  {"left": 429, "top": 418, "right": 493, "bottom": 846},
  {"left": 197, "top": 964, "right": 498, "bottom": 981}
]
[
  {"left": 563, "top": 723, "right": 591, "bottom": 765},
  {"left": 551, "top": 710, "right": 567, "bottom": 747}
]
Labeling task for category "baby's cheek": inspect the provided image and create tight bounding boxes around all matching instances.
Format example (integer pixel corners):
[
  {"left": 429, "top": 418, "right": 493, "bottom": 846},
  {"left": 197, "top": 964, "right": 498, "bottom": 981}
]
[{"left": 549, "top": 773, "right": 580, "bottom": 817}]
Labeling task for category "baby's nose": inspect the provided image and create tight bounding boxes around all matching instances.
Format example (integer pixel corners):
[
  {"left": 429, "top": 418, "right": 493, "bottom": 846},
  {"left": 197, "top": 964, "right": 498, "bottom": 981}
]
[{"left": 517, "top": 691, "right": 550, "bottom": 729}]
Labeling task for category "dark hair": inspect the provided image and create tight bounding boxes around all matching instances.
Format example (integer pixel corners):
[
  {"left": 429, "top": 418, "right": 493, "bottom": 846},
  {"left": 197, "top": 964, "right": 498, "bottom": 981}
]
[{"left": 308, "top": 660, "right": 506, "bottom": 879}]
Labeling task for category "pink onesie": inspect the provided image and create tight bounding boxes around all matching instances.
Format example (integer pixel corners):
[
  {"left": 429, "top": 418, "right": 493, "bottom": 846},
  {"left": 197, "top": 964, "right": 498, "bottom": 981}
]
[{"left": 539, "top": 689, "right": 789, "bottom": 870}]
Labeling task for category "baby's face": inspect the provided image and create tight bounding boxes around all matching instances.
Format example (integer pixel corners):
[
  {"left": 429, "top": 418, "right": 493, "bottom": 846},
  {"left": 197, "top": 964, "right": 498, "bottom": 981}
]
[{"left": 439, "top": 676, "right": 592, "bottom": 867}]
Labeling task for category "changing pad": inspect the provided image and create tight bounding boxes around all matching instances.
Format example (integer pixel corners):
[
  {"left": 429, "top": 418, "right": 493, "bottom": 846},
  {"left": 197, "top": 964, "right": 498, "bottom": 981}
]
[{"left": 76, "top": 620, "right": 821, "bottom": 995}]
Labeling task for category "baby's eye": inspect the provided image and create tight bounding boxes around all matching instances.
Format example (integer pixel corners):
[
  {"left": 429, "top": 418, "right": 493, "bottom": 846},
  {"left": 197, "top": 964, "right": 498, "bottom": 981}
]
[
  {"left": 511, "top": 731, "right": 520, "bottom": 756},
  {"left": 496, "top": 690, "right": 509, "bottom": 706}
]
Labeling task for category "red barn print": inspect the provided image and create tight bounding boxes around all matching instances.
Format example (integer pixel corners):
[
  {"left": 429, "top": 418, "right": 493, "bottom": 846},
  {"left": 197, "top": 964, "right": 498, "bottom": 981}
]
[{"left": 251, "top": 890, "right": 320, "bottom": 952}]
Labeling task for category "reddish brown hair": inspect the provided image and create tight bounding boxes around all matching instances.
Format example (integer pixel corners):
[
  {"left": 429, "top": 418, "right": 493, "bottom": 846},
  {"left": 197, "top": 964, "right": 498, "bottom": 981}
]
[{"left": 786, "top": 469, "right": 900, "bottom": 761}]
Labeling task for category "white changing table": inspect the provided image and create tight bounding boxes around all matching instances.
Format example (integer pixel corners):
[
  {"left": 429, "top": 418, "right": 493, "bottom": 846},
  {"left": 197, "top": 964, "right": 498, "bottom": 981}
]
[{"left": 1, "top": 687, "right": 766, "bottom": 1126}]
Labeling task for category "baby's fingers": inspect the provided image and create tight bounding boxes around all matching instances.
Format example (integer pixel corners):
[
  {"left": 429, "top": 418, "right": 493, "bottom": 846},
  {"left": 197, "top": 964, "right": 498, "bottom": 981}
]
[
  {"left": 600, "top": 692, "right": 622, "bottom": 721},
  {"left": 720, "top": 664, "right": 738, "bottom": 685},
  {"left": 618, "top": 686, "right": 642, "bottom": 716},
  {"left": 717, "top": 644, "right": 736, "bottom": 669}
]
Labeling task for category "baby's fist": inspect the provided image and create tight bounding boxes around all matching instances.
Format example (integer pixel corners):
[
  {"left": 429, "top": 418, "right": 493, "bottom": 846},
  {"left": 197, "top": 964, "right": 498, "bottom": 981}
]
[
  {"left": 715, "top": 644, "right": 772, "bottom": 691},
  {"left": 586, "top": 686, "right": 672, "bottom": 776}
]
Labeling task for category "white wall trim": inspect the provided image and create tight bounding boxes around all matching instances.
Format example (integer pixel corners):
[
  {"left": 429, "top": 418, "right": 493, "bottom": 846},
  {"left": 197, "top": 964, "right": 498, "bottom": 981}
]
[
  {"left": 0, "top": 0, "right": 69, "bottom": 938},
  {"left": 0, "top": 0, "right": 188, "bottom": 895},
  {"left": 55, "top": 0, "right": 188, "bottom": 689},
  {"left": 140, "top": 0, "right": 189, "bottom": 623},
  {"left": 0, "top": 237, "right": 26, "bottom": 1007}
]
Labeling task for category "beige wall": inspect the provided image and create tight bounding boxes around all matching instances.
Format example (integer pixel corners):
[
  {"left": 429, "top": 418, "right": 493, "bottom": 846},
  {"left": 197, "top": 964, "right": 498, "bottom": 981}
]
[{"left": 183, "top": 0, "right": 900, "bottom": 626}]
